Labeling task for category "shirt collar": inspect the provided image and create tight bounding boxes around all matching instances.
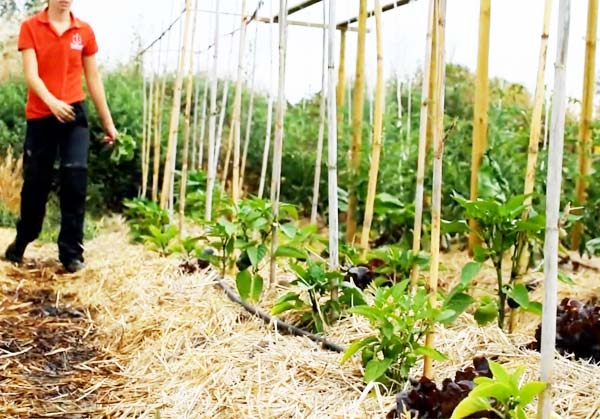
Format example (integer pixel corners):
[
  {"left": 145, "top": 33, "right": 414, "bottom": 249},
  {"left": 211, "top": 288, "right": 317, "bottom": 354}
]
[{"left": 37, "top": 8, "right": 82, "bottom": 29}]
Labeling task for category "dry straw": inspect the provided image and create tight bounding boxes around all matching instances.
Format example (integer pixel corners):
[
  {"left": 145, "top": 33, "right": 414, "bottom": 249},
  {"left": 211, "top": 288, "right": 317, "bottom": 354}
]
[
  {"left": 1, "top": 224, "right": 599, "bottom": 418},
  {"left": 0, "top": 148, "right": 23, "bottom": 215}
]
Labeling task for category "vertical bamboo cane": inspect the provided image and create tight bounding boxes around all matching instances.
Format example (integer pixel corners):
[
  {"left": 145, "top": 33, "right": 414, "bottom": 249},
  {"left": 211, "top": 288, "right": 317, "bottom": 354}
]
[
  {"left": 152, "top": 74, "right": 163, "bottom": 202},
  {"left": 336, "top": 27, "right": 346, "bottom": 122},
  {"left": 258, "top": 1, "right": 276, "bottom": 199},
  {"left": 198, "top": 74, "right": 210, "bottom": 170},
  {"left": 270, "top": 0, "right": 288, "bottom": 286},
  {"left": 424, "top": 0, "right": 446, "bottom": 379},
  {"left": 346, "top": 0, "right": 368, "bottom": 243},
  {"left": 407, "top": 77, "right": 412, "bottom": 144},
  {"left": 510, "top": 0, "right": 553, "bottom": 333},
  {"left": 328, "top": 0, "right": 339, "bottom": 270},
  {"left": 310, "top": 0, "right": 328, "bottom": 226},
  {"left": 191, "top": 53, "right": 202, "bottom": 171},
  {"left": 160, "top": 0, "right": 193, "bottom": 210},
  {"left": 538, "top": 1, "right": 571, "bottom": 417},
  {"left": 205, "top": 0, "right": 220, "bottom": 221},
  {"left": 359, "top": 0, "right": 384, "bottom": 255},
  {"left": 572, "top": 0, "right": 599, "bottom": 250},
  {"left": 468, "top": 0, "right": 491, "bottom": 254},
  {"left": 215, "top": 78, "right": 231, "bottom": 177},
  {"left": 143, "top": 73, "right": 155, "bottom": 198},
  {"left": 178, "top": 0, "right": 199, "bottom": 235},
  {"left": 141, "top": 67, "right": 148, "bottom": 196},
  {"left": 240, "top": 24, "right": 259, "bottom": 190},
  {"left": 410, "top": 0, "right": 435, "bottom": 289}
]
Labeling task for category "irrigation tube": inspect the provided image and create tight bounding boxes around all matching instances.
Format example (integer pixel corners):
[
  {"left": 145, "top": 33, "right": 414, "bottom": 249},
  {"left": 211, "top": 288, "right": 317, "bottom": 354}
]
[{"left": 214, "top": 278, "right": 346, "bottom": 353}]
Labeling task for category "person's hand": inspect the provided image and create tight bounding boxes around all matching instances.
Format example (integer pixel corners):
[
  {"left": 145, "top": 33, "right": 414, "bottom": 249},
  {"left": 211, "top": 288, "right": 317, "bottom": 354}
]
[
  {"left": 103, "top": 123, "right": 118, "bottom": 145},
  {"left": 48, "top": 99, "right": 75, "bottom": 123}
]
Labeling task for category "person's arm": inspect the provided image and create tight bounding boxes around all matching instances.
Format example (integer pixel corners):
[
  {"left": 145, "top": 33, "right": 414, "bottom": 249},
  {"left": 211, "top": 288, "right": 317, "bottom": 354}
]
[
  {"left": 83, "top": 55, "right": 117, "bottom": 143},
  {"left": 22, "top": 49, "right": 76, "bottom": 122}
]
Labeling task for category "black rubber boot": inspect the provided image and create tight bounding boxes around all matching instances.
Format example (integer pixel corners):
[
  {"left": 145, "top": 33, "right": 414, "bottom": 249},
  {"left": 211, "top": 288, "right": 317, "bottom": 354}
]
[
  {"left": 63, "top": 259, "right": 85, "bottom": 273},
  {"left": 4, "top": 240, "right": 26, "bottom": 264}
]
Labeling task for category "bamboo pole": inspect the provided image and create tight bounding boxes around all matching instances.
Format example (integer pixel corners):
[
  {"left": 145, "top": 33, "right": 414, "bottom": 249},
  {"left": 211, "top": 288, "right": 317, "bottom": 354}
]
[
  {"left": 178, "top": 0, "right": 200, "bottom": 235},
  {"left": 231, "top": 0, "right": 248, "bottom": 202},
  {"left": 572, "top": 0, "right": 599, "bottom": 250},
  {"left": 143, "top": 73, "right": 154, "bottom": 198},
  {"left": 406, "top": 76, "right": 412, "bottom": 144},
  {"left": 258, "top": 0, "right": 276, "bottom": 199},
  {"left": 345, "top": 0, "right": 368, "bottom": 243},
  {"left": 410, "top": 0, "right": 435, "bottom": 289},
  {"left": 160, "top": 0, "right": 193, "bottom": 210},
  {"left": 510, "top": 0, "right": 553, "bottom": 333},
  {"left": 141, "top": 68, "right": 148, "bottom": 196},
  {"left": 538, "top": 1, "right": 571, "bottom": 417},
  {"left": 424, "top": 0, "right": 446, "bottom": 379},
  {"left": 426, "top": 10, "right": 438, "bottom": 152},
  {"left": 205, "top": 0, "right": 220, "bottom": 221},
  {"left": 215, "top": 77, "right": 231, "bottom": 177},
  {"left": 152, "top": 74, "right": 163, "bottom": 202},
  {"left": 197, "top": 66, "right": 210, "bottom": 170},
  {"left": 240, "top": 24, "right": 259, "bottom": 190},
  {"left": 310, "top": 0, "right": 328, "bottom": 226},
  {"left": 328, "top": 0, "right": 340, "bottom": 270},
  {"left": 359, "top": 0, "right": 384, "bottom": 255},
  {"left": 336, "top": 27, "right": 346, "bottom": 122},
  {"left": 270, "top": 0, "right": 288, "bottom": 286},
  {"left": 468, "top": 0, "right": 491, "bottom": 254},
  {"left": 191, "top": 52, "right": 202, "bottom": 171}
]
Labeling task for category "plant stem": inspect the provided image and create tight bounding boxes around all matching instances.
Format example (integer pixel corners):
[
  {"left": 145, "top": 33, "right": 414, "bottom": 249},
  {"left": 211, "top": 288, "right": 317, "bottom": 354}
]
[{"left": 496, "top": 259, "right": 506, "bottom": 329}]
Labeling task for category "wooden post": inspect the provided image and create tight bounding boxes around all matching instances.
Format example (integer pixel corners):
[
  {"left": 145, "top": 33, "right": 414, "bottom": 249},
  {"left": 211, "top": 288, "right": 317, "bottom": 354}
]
[
  {"left": 510, "top": 0, "right": 553, "bottom": 333},
  {"left": 538, "top": 1, "right": 571, "bottom": 417},
  {"left": 328, "top": 0, "right": 340, "bottom": 270},
  {"left": 205, "top": 0, "right": 220, "bottom": 221},
  {"left": 424, "top": 0, "right": 446, "bottom": 379},
  {"left": 346, "top": 0, "right": 368, "bottom": 243},
  {"left": 270, "top": 0, "right": 288, "bottom": 286},
  {"left": 410, "top": 0, "right": 435, "bottom": 289},
  {"left": 310, "top": 0, "right": 328, "bottom": 226},
  {"left": 572, "top": 0, "right": 599, "bottom": 250},
  {"left": 258, "top": 1, "right": 276, "bottom": 199},
  {"left": 336, "top": 27, "right": 346, "bottom": 121},
  {"left": 160, "top": 0, "right": 193, "bottom": 210},
  {"left": 178, "top": 0, "right": 200, "bottom": 235},
  {"left": 359, "top": 0, "right": 384, "bottom": 254},
  {"left": 468, "top": 0, "right": 491, "bottom": 254}
]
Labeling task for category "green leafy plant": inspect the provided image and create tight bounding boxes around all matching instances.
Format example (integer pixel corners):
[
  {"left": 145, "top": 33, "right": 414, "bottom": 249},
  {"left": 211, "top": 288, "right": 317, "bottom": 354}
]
[
  {"left": 123, "top": 198, "right": 170, "bottom": 242},
  {"left": 450, "top": 361, "right": 546, "bottom": 419},
  {"left": 141, "top": 224, "right": 178, "bottom": 256},
  {"left": 341, "top": 281, "right": 450, "bottom": 387},
  {"left": 453, "top": 193, "right": 545, "bottom": 329},
  {"left": 367, "top": 245, "right": 429, "bottom": 283},
  {"left": 272, "top": 260, "right": 364, "bottom": 333},
  {"left": 109, "top": 132, "right": 136, "bottom": 163}
]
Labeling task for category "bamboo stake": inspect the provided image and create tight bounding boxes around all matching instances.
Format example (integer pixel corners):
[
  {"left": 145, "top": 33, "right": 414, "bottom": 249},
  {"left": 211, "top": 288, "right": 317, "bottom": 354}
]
[
  {"left": 160, "top": 0, "right": 193, "bottom": 210},
  {"left": 336, "top": 27, "right": 346, "bottom": 122},
  {"left": 191, "top": 52, "right": 202, "bottom": 171},
  {"left": 424, "top": 0, "right": 446, "bottom": 379},
  {"left": 205, "top": 0, "right": 220, "bottom": 221},
  {"left": 178, "top": 0, "right": 200, "bottom": 236},
  {"left": 143, "top": 73, "right": 154, "bottom": 198},
  {"left": 215, "top": 77, "right": 231, "bottom": 178},
  {"left": 258, "top": 0, "right": 276, "bottom": 199},
  {"left": 141, "top": 67, "right": 148, "bottom": 196},
  {"left": 410, "top": 0, "right": 435, "bottom": 290},
  {"left": 426, "top": 9, "right": 438, "bottom": 152},
  {"left": 152, "top": 74, "right": 163, "bottom": 202},
  {"left": 310, "top": 0, "right": 328, "bottom": 226},
  {"left": 359, "top": 0, "right": 384, "bottom": 255},
  {"left": 538, "top": 1, "right": 571, "bottom": 417},
  {"left": 240, "top": 24, "right": 259, "bottom": 190},
  {"left": 270, "top": 0, "right": 288, "bottom": 286},
  {"left": 197, "top": 73, "right": 210, "bottom": 170},
  {"left": 345, "top": 0, "right": 368, "bottom": 243},
  {"left": 397, "top": 77, "right": 402, "bottom": 127},
  {"left": 468, "top": 0, "right": 491, "bottom": 254},
  {"left": 572, "top": 0, "right": 599, "bottom": 250},
  {"left": 328, "top": 0, "right": 340, "bottom": 270},
  {"left": 510, "top": 0, "right": 553, "bottom": 333},
  {"left": 406, "top": 76, "right": 412, "bottom": 144}
]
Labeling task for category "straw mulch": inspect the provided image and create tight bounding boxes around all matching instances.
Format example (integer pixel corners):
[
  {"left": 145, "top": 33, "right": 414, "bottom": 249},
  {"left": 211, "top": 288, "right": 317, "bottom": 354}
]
[{"left": 1, "top": 219, "right": 599, "bottom": 418}]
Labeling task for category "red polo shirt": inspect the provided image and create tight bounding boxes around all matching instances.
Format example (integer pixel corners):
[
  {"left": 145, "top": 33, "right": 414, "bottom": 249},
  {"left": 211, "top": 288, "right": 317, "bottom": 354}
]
[{"left": 18, "top": 9, "right": 98, "bottom": 120}]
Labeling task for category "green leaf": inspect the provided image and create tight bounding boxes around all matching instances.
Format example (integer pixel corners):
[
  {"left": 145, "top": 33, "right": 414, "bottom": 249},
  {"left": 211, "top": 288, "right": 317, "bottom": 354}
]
[
  {"left": 557, "top": 271, "right": 575, "bottom": 285},
  {"left": 509, "top": 284, "right": 531, "bottom": 309},
  {"left": 247, "top": 244, "right": 268, "bottom": 267},
  {"left": 236, "top": 270, "right": 252, "bottom": 301},
  {"left": 340, "top": 336, "right": 378, "bottom": 364},
  {"left": 415, "top": 345, "right": 447, "bottom": 361},
  {"left": 461, "top": 261, "right": 482, "bottom": 284},
  {"left": 450, "top": 396, "right": 493, "bottom": 419},
  {"left": 469, "top": 381, "right": 513, "bottom": 403},
  {"left": 474, "top": 297, "right": 498, "bottom": 325},
  {"left": 280, "top": 222, "right": 298, "bottom": 238},
  {"left": 442, "top": 292, "right": 474, "bottom": 324},
  {"left": 441, "top": 219, "right": 470, "bottom": 234},
  {"left": 348, "top": 305, "right": 384, "bottom": 323},
  {"left": 249, "top": 274, "right": 264, "bottom": 302},
  {"left": 274, "top": 245, "right": 308, "bottom": 260},
  {"left": 488, "top": 361, "right": 510, "bottom": 383},
  {"left": 518, "top": 381, "right": 547, "bottom": 406},
  {"left": 364, "top": 358, "right": 394, "bottom": 382},
  {"left": 525, "top": 301, "right": 543, "bottom": 315}
]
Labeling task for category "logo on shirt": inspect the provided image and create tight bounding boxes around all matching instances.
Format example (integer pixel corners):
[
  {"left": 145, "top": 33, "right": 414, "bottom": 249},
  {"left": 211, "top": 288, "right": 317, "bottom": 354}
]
[{"left": 70, "top": 33, "right": 83, "bottom": 51}]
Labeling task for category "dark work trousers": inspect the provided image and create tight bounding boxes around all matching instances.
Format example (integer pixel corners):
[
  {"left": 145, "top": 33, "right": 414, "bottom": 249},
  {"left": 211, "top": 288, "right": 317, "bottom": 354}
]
[{"left": 15, "top": 102, "right": 90, "bottom": 264}]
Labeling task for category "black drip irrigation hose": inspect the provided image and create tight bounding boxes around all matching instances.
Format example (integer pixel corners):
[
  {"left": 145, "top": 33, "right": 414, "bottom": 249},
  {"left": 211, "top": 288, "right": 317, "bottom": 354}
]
[{"left": 214, "top": 278, "right": 347, "bottom": 353}]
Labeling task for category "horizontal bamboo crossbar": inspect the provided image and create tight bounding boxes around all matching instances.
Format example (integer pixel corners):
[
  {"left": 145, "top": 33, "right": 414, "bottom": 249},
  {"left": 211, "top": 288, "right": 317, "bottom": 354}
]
[{"left": 337, "top": 0, "right": 413, "bottom": 28}]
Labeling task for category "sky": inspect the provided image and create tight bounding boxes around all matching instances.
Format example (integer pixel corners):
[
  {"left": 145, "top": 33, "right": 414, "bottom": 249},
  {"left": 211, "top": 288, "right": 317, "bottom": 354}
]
[{"left": 34, "top": 0, "right": 596, "bottom": 106}]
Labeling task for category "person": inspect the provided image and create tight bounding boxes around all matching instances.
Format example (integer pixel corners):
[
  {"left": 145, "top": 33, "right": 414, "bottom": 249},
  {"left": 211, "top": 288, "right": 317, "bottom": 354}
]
[{"left": 3, "top": 0, "right": 117, "bottom": 273}]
